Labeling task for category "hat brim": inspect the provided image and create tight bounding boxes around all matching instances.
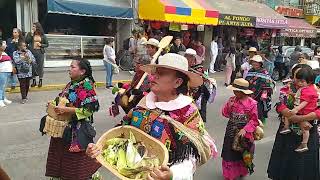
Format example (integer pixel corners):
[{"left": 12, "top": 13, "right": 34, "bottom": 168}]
[
  {"left": 140, "top": 64, "right": 203, "bottom": 87},
  {"left": 179, "top": 51, "right": 203, "bottom": 63},
  {"left": 226, "top": 85, "right": 253, "bottom": 94},
  {"left": 142, "top": 42, "right": 159, "bottom": 48}
]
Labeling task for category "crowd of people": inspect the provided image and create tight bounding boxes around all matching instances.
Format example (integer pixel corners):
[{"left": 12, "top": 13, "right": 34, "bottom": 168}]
[
  {"left": 1, "top": 27, "right": 320, "bottom": 180},
  {"left": 0, "top": 22, "right": 48, "bottom": 107},
  {"left": 37, "top": 29, "right": 319, "bottom": 180}
]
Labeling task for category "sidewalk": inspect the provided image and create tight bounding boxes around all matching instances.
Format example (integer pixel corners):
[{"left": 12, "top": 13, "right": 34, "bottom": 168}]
[
  {"left": 6, "top": 67, "right": 134, "bottom": 93},
  {"left": 6, "top": 66, "right": 225, "bottom": 93}
]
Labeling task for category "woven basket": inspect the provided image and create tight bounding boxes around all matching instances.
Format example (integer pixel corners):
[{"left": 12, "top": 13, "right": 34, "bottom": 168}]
[
  {"left": 96, "top": 125, "right": 169, "bottom": 180},
  {"left": 43, "top": 116, "right": 69, "bottom": 138},
  {"left": 47, "top": 103, "right": 72, "bottom": 121}
]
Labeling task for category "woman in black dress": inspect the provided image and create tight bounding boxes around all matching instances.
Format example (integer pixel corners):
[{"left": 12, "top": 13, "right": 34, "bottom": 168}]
[{"left": 267, "top": 64, "right": 320, "bottom": 180}]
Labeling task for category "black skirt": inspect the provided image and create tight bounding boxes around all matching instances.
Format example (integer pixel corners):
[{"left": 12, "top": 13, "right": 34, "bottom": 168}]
[{"left": 267, "top": 121, "right": 320, "bottom": 180}]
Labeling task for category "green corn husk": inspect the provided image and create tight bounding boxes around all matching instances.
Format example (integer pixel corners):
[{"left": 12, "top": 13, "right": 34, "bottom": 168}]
[
  {"left": 106, "top": 138, "right": 127, "bottom": 146},
  {"left": 117, "top": 148, "right": 127, "bottom": 170}
]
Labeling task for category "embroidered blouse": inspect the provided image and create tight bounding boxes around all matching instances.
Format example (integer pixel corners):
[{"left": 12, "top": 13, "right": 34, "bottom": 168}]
[
  {"left": 222, "top": 96, "right": 259, "bottom": 141},
  {"left": 59, "top": 77, "right": 100, "bottom": 120},
  {"left": 122, "top": 92, "right": 217, "bottom": 180}
]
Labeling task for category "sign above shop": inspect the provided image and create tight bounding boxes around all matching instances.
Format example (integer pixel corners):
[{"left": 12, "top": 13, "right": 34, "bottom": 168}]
[
  {"left": 255, "top": 17, "right": 288, "bottom": 29},
  {"left": 218, "top": 14, "right": 255, "bottom": 27},
  {"left": 275, "top": 6, "right": 303, "bottom": 18},
  {"left": 280, "top": 28, "right": 317, "bottom": 38}
]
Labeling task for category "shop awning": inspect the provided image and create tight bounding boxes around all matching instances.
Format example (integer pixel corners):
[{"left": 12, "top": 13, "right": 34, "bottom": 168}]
[
  {"left": 208, "top": 0, "right": 287, "bottom": 29},
  {"left": 138, "top": 0, "right": 219, "bottom": 25},
  {"left": 47, "top": 0, "right": 133, "bottom": 19},
  {"left": 280, "top": 18, "right": 317, "bottom": 38}
]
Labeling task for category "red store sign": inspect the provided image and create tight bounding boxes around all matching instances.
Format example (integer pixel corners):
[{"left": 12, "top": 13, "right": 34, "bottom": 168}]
[{"left": 275, "top": 6, "right": 303, "bottom": 18}]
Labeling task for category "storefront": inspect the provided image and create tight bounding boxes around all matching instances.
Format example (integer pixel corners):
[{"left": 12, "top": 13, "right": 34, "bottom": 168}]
[
  {"left": 271, "top": 5, "right": 316, "bottom": 47},
  {"left": 210, "top": 0, "right": 287, "bottom": 51},
  {"left": 138, "top": 0, "right": 219, "bottom": 48},
  {"left": 39, "top": 0, "right": 133, "bottom": 67},
  {"left": 280, "top": 18, "right": 317, "bottom": 46}
]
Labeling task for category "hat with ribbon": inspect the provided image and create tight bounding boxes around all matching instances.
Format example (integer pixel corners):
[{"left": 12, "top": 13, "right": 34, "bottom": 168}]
[
  {"left": 227, "top": 78, "right": 253, "bottom": 94},
  {"left": 140, "top": 53, "right": 203, "bottom": 87}
]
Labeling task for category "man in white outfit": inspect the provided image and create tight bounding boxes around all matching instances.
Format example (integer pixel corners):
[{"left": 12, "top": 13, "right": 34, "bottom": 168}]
[{"left": 210, "top": 37, "right": 218, "bottom": 73}]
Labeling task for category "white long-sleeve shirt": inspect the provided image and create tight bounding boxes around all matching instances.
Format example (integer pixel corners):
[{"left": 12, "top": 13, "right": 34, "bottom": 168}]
[
  {"left": 210, "top": 40, "right": 218, "bottom": 57},
  {"left": 103, "top": 44, "right": 116, "bottom": 64}
]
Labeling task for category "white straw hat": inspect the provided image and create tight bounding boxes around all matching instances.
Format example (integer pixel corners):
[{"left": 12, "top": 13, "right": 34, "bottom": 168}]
[
  {"left": 179, "top": 48, "right": 202, "bottom": 64},
  {"left": 142, "top": 38, "right": 160, "bottom": 48},
  {"left": 250, "top": 55, "right": 264, "bottom": 63},
  {"left": 140, "top": 53, "right": 203, "bottom": 87},
  {"left": 248, "top": 47, "right": 257, "bottom": 52},
  {"left": 227, "top": 78, "right": 253, "bottom": 94}
]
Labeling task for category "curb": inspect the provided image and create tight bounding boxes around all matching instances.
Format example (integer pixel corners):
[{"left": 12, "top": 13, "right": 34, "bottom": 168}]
[{"left": 6, "top": 80, "right": 131, "bottom": 94}]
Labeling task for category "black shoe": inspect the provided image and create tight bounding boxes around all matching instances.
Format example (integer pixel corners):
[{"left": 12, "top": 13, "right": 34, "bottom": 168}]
[
  {"left": 31, "top": 79, "right": 36, "bottom": 87},
  {"left": 38, "top": 79, "right": 42, "bottom": 88},
  {"left": 224, "top": 83, "right": 229, "bottom": 87}
]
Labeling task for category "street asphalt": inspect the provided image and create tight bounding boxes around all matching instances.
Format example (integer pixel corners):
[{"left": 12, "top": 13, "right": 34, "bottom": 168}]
[{"left": 0, "top": 70, "right": 281, "bottom": 180}]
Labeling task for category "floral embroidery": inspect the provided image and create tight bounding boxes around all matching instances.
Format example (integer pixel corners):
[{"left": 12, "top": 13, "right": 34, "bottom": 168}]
[
  {"left": 83, "top": 81, "right": 93, "bottom": 90},
  {"left": 78, "top": 91, "right": 87, "bottom": 101},
  {"left": 69, "top": 92, "right": 77, "bottom": 103}
]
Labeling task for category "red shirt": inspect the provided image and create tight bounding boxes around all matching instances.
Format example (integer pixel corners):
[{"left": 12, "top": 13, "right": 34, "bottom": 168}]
[{"left": 297, "top": 84, "right": 318, "bottom": 115}]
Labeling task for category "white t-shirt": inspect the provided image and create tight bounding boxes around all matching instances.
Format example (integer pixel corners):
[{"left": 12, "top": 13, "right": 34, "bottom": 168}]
[{"left": 0, "top": 52, "right": 13, "bottom": 73}]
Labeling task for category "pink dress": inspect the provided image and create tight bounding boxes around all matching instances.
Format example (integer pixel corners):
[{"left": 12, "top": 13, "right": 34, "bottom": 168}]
[{"left": 221, "top": 96, "right": 259, "bottom": 180}]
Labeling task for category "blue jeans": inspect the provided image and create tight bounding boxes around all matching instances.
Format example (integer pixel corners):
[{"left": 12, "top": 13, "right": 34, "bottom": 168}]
[
  {"left": 7, "top": 73, "right": 17, "bottom": 87},
  {"left": 0, "top": 72, "right": 10, "bottom": 100},
  {"left": 103, "top": 61, "right": 113, "bottom": 86}
]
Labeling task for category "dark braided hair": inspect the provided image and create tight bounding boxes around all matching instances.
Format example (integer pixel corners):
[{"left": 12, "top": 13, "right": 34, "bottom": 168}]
[{"left": 75, "top": 58, "right": 95, "bottom": 83}]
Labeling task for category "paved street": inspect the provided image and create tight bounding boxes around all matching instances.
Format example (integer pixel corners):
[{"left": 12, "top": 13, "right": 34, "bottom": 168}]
[{"left": 0, "top": 71, "right": 281, "bottom": 180}]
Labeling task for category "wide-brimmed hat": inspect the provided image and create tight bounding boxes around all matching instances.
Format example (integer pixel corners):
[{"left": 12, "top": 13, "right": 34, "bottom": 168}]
[
  {"left": 250, "top": 55, "right": 263, "bottom": 63},
  {"left": 142, "top": 38, "right": 160, "bottom": 48},
  {"left": 248, "top": 47, "right": 257, "bottom": 52},
  {"left": 227, "top": 78, "right": 253, "bottom": 94},
  {"left": 179, "top": 48, "right": 202, "bottom": 62},
  {"left": 140, "top": 53, "right": 203, "bottom": 87}
]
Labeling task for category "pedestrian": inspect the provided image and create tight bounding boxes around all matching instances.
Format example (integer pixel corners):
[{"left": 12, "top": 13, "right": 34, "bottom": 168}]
[
  {"left": 25, "top": 22, "right": 49, "bottom": 88},
  {"left": 116, "top": 38, "right": 159, "bottom": 114},
  {"left": 290, "top": 45, "right": 302, "bottom": 69},
  {"left": 13, "top": 41, "right": 36, "bottom": 104},
  {"left": 87, "top": 53, "right": 217, "bottom": 179},
  {"left": 183, "top": 48, "right": 200, "bottom": 68},
  {"left": 222, "top": 78, "right": 259, "bottom": 180},
  {"left": 268, "top": 64, "right": 320, "bottom": 180},
  {"left": 245, "top": 55, "right": 273, "bottom": 124},
  {"left": 231, "top": 43, "right": 244, "bottom": 84},
  {"left": 215, "top": 37, "right": 224, "bottom": 72},
  {"left": 169, "top": 36, "right": 186, "bottom": 54},
  {"left": 6, "top": 28, "right": 24, "bottom": 90},
  {"left": 0, "top": 44, "right": 13, "bottom": 108},
  {"left": 44, "top": 58, "right": 101, "bottom": 180},
  {"left": 241, "top": 47, "right": 257, "bottom": 79},
  {"left": 274, "top": 46, "right": 287, "bottom": 80},
  {"left": 263, "top": 45, "right": 276, "bottom": 76},
  {"left": 134, "top": 30, "right": 147, "bottom": 68},
  {"left": 279, "top": 68, "right": 317, "bottom": 152},
  {"left": 193, "top": 40, "right": 205, "bottom": 64},
  {"left": 224, "top": 47, "right": 236, "bottom": 87},
  {"left": 189, "top": 64, "right": 215, "bottom": 123},
  {"left": 103, "top": 37, "right": 116, "bottom": 89},
  {"left": 209, "top": 36, "right": 218, "bottom": 73}
]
